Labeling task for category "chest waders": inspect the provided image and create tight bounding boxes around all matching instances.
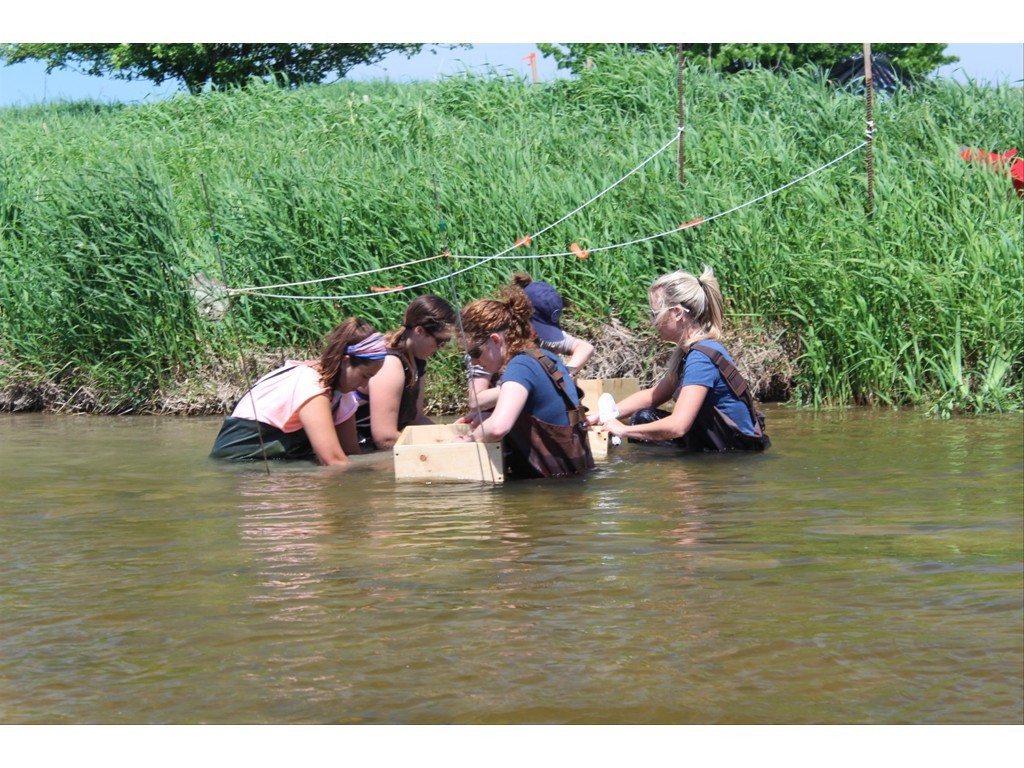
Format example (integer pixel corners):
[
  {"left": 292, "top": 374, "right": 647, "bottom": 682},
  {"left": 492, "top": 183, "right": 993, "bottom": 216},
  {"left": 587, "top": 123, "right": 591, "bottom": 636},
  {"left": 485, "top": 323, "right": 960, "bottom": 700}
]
[
  {"left": 504, "top": 350, "right": 596, "bottom": 479},
  {"left": 673, "top": 342, "right": 770, "bottom": 451},
  {"left": 633, "top": 343, "right": 771, "bottom": 452},
  {"left": 211, "top": 366, "right": 325, "bottom": 461}
]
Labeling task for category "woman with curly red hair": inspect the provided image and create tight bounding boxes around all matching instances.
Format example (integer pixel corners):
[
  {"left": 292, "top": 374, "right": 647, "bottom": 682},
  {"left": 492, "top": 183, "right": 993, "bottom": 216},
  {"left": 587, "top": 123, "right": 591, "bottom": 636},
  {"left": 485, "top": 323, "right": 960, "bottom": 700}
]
[{"left": 456, "top": 285, "right": 593, "bottom": 479}]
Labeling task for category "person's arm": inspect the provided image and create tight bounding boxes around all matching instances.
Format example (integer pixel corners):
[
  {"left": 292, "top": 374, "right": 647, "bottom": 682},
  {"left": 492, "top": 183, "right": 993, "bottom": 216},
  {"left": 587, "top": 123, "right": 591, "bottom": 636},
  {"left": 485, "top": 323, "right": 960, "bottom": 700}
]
[
  {"left": 367, "top": 355, "right": 406, "bottom": 449},
  {"left": 297, "top": 395, "right": 351, "bottom": 466},
  {"left": 336, "top": 415, "right": 361, "bottom": 456},
  {"left": 589, "top": 374, "right": 677, "bottom": 425},
  {"left": 458, "top": 382, "right": 529, "bottom": 442},
  {"left": 468, "top": 375, "right": 500, "bottom": 411},
  {"left": 603, "top": 385, "right": 708, "bottom": 441},
  {"left": 565, "top": 338, "right": 595, "bottom": 374}
]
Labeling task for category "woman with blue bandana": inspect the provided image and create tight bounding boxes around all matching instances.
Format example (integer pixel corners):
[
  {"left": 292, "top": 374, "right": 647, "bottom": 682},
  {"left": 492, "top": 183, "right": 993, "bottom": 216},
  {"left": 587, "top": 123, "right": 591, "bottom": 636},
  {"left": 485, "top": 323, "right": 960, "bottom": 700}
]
[{"left": 210, "top": 318, "right": 388, "bottom": 465}]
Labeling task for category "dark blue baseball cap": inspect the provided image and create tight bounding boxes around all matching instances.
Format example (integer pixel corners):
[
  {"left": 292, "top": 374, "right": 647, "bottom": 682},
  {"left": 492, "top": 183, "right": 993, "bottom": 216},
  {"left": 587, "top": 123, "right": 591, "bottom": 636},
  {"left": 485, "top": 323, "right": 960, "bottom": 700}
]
[{"left": 524, "top": 280, "right": 564, "bottom": 343}]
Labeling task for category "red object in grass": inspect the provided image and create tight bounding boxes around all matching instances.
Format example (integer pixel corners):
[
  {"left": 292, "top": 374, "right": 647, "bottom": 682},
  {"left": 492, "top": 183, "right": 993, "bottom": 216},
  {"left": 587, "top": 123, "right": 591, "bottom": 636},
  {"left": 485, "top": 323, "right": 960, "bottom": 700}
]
[
  {"left": 960, "top": 147, "right": 1023, "bottom": 197},
  {"left": 515, "top": 235, "right": 532, "bottom": 248},
  {"left": 570, "top": 242, "right": 589, "bottom": 259}
]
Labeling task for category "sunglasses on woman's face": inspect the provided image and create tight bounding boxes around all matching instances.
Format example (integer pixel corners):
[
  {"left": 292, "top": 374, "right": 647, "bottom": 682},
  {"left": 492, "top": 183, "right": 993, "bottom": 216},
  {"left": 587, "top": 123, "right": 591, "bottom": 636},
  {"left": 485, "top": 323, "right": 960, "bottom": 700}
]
[
  {"left": 420, "top": 325, "right": 450, "bottom": 348},
  {"left": 466, "top": 341, "right": 486, "bottom": 359}
]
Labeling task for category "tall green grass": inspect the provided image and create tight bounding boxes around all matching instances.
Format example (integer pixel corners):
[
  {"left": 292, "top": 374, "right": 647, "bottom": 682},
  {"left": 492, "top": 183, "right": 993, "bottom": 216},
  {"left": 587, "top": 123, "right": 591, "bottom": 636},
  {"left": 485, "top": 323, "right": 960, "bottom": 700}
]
[{"left": 1, "top": 50, "right": 1021, "bottom": 413}]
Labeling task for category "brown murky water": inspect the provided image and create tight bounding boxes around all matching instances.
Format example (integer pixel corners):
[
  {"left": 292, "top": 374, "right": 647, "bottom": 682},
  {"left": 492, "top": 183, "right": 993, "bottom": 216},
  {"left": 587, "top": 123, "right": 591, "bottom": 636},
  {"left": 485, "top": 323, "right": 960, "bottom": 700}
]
[{"left": 1, "top": 406, "right": 1021, "bottom": 724}]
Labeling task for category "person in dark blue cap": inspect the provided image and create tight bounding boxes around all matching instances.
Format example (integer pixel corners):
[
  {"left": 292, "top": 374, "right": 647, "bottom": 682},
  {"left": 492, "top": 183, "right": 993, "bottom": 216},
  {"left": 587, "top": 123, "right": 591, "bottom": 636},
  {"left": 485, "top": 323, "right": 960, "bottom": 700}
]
[
  {"left": 466, "top": 272, "right": 594, "bottom": 413},
  {"left": 515, "top": 272, "right": 595, "bottom": 375}
]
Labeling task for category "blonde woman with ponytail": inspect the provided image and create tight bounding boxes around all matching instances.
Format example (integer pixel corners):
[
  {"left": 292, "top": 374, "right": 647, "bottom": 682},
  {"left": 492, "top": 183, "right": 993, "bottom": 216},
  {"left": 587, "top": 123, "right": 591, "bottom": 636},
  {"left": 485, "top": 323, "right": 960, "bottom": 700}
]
[{"left": 596, "top": 266, "right": 770, "bottom": 452}]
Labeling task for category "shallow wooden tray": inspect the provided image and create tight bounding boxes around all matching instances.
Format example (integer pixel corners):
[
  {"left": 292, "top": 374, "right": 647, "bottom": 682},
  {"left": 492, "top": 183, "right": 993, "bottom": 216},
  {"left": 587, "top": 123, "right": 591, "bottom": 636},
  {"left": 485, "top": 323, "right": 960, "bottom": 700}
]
[{"left": 393, "top": 423, "right": 505, "bottom": 483}]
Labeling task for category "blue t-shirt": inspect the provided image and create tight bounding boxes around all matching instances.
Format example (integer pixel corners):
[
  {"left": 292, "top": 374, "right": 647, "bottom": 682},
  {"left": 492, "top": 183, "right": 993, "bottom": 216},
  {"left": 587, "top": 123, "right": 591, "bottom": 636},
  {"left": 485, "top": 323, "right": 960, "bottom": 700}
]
[
  {"left": 677, "top": 341, "right": 757, "bottom": 435},
  {"left": 500, "top": 349, "right": 579, "bottom": 426}
]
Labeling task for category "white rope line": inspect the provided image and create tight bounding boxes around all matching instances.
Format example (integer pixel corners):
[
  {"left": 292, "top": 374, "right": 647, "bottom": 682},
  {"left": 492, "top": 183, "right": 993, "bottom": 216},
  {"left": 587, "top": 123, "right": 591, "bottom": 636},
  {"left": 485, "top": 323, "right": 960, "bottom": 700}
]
[
  {"left": 455, "top": 141, "right": 868, "bottom": 261},
  {"left": 228, "top": 252, "right": 509, "bottom": 300},
  {"left": 226, "top": 129, "right": 682, "bottom": 296},
  {"left": 229, "top": 140, "right": 865, "bottom": 301},
  {"left": 516, "top": 128, "right": 683, "bottom": 246},
  {"left": 226, "top": 252, "right": 447, "bottom": 293}
]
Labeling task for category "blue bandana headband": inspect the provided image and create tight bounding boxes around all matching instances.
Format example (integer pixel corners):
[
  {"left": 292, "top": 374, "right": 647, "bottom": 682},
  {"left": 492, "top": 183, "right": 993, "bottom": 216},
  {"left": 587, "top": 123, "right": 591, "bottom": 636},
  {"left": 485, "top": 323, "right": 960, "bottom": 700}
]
[{"left": 346, "top": 332, "right": 388, "bottom": 360}]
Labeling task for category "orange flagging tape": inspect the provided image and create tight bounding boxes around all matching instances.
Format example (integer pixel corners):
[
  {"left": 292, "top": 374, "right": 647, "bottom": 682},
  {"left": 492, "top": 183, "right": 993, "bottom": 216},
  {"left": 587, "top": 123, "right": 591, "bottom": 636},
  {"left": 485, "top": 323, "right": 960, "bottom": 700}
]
[
  {"left": 678, "top": 218, "right": 703, "bottom": 229},
  {"left": 570, "top": 242, "right": 589, "bottom": 259},
  {"left": 515, "top": 236, "right": 532, "bottom": 248},
  {"left": 371, "top": 285, "right": 404, "bottom": 292}
]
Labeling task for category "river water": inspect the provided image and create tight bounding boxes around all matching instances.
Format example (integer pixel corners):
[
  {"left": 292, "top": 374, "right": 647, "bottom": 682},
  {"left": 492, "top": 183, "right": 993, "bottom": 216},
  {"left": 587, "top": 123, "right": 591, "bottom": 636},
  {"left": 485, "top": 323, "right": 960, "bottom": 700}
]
[{"left": 1, "top": 406, "right": 1021, "bottom": 724}]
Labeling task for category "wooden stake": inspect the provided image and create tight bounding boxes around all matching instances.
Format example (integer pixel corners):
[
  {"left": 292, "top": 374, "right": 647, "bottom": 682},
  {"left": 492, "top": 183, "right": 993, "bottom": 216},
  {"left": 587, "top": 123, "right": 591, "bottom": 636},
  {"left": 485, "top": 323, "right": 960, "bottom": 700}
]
[
  {"left": 864, "top": 43, "right": 875, "bottom": 219},
  {"left": 522, "top": 52, "right": 538, "bottom": 85}
]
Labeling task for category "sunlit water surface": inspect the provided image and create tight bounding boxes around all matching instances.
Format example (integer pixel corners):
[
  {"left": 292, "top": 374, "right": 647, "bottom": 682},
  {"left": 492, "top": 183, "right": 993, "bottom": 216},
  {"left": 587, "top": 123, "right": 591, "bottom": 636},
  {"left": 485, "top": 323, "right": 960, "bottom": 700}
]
[{"left": 1, "top": 406, "right": 1021, "bottom": 724}]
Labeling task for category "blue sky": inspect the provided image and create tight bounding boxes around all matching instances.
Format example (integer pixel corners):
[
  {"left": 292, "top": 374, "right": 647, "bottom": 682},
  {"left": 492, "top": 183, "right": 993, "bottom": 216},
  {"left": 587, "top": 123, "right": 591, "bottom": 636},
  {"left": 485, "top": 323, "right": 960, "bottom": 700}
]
[
  {"left": 2, "top": 3, "right": 1021, "bottom": 107},
  {"left": 2, "top": 44, "right": 1021, "bottom": 108}
]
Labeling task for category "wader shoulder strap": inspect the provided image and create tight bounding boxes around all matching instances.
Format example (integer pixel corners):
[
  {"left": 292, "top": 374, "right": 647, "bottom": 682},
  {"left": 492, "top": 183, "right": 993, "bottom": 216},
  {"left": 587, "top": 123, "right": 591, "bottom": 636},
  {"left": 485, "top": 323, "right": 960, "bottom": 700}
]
[
  {"left": 386, "top": 348, "right": 422, "bottom": 428},
  {"left": 523, "top": 349, "right": 585, "bottom": 426},
  {"left": 387, "top": 348, "right": 414, "bottom": 386},
  {"left": 690, "top": 343, "right": 754, "bottom": 408}
]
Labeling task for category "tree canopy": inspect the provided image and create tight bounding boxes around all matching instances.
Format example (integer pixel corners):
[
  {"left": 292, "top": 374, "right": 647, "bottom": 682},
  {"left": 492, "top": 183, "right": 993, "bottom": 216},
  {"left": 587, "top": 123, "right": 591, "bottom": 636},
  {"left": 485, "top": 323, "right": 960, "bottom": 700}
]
[
  {"left": 536, "top": 43, "right": 956, "bottom": 79},
  {"left": 0, "top": 43, "right": 433, "bottom": 94}
]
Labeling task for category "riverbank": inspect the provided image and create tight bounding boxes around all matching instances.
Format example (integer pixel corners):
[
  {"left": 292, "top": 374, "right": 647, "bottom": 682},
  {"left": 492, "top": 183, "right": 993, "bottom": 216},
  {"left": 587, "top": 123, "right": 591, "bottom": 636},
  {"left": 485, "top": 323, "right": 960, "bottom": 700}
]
[{"left": 0, "top": 314, "right": 797, "bottom": 415}]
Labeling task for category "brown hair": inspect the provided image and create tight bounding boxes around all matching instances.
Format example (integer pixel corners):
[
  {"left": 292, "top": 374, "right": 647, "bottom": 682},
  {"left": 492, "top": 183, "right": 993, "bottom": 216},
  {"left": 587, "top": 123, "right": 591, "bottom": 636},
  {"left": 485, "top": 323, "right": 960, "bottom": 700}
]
[
  {"left": 461, "top": 285, "right": 536, "bottom": 361},
  {"left": 510, "top": 272, "right": 533, "bottom": 289},
  {"left": 385, "top": 294, "right": 456, "bottom": 354},
  {"left": 319, "top": 317, "right": 378, "bottom": 390}
]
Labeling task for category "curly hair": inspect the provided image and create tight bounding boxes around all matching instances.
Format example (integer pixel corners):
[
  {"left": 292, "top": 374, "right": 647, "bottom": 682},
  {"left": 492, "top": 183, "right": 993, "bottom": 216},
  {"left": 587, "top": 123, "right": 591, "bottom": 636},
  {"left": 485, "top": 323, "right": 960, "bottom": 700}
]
[
  {"left": 319, "top": 317, "right": 378, "bottom": 390},
  {"left": 461, "top": 285, "right": 536, "bottom": 360},
  {"left": 510, "top": 271, "right": 533, "bottom": 289}
]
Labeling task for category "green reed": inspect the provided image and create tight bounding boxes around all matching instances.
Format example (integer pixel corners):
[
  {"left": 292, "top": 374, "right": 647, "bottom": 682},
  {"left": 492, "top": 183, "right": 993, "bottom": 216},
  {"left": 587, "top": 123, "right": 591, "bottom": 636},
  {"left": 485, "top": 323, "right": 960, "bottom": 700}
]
[{"left": 1, "top": 49, "right": 1021, "bottom": 413}]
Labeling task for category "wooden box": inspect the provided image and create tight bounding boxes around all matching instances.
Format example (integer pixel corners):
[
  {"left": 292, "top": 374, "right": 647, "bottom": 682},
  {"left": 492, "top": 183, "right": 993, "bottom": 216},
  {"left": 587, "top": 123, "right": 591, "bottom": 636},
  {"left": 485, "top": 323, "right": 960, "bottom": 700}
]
[
  {"left": 577, "top": 378, "right": 640, "bottom": 459},
  {"left": 393, "top": 423, "right": 505, "bottom": 483},
  {"left": 577, "top": 377, "right": 641, "bottom": 414}
]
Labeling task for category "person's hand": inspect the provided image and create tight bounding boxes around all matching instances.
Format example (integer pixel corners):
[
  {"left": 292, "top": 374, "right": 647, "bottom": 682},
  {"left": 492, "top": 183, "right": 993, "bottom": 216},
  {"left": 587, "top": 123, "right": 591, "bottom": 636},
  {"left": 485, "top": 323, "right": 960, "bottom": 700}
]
[
  {"left": 601, "top": 418, "right": 627, "bottom": 438},
  {"left": 586, "top": 412, "right": 601, "bottom": 427},
  {"left": 460, "top": 412, "right": 486, "bottom": 428}
]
